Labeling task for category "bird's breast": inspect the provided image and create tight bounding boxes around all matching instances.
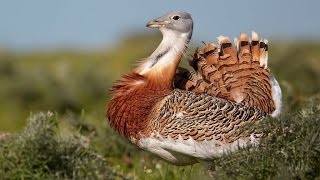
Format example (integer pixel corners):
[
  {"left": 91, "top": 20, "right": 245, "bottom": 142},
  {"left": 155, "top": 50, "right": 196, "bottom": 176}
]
[{"left": 107, "top": 78, "right": 170, "bottom": 141}]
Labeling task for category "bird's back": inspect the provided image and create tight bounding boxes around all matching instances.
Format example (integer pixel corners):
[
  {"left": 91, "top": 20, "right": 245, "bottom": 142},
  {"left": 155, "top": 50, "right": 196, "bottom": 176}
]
[{"left": 138, "top": 88, "right": 267, "bottom": 165}]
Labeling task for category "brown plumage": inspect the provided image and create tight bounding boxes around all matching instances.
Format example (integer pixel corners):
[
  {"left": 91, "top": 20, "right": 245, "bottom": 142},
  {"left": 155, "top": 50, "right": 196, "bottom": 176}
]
[
  {"left": 107, "top": 11, "right": 281, "bottom": 166},
  {"left": 108, "top": 72, "right": 171, "bottom": 140},
  {"left": 175, "top": 32, "right": 275, "bottom": 114}
]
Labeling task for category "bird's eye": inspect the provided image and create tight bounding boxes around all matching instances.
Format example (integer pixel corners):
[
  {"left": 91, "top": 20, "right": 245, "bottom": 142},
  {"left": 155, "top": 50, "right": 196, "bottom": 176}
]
[{"left": 172, "top": 15, "right": 180, "bottom": 20}]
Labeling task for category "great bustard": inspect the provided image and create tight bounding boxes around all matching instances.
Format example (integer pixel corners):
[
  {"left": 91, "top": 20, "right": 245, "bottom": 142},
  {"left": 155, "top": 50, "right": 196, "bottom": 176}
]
[{"left": 107, "top": 11, "right": 282, "bottom": 166}]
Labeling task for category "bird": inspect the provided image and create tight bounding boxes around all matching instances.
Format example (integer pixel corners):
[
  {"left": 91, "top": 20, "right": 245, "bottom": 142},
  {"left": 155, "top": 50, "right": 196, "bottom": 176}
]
[{"left": 107, "top": 11, "right": 282, "bottom": 167}]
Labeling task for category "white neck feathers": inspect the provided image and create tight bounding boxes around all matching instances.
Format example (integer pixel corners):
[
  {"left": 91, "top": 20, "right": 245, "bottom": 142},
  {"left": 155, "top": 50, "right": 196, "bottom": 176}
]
[{"left": 136, "top": 29, "right": 191, "bottom": 75}]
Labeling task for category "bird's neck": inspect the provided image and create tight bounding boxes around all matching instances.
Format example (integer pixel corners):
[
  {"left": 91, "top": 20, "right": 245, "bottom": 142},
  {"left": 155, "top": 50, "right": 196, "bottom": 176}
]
[
  {"left": 135, "top": 30, "right": 191, "bottom": 89},
  {"left": 108, "top": 30, "right": 191, "bottom": 140}
]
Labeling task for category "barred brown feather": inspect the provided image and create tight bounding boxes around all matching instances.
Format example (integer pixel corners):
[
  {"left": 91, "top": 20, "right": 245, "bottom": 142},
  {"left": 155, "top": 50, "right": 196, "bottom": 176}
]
[{"left": 175, "top": 32, "right": 275, "bottom": 114}]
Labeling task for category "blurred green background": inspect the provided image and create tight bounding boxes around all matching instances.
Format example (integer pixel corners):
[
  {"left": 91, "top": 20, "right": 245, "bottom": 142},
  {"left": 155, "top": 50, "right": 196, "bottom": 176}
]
[
  {"left": 1, "top": 33, "right": 320, "bottom": 179},
  {"left": 1, "top": 1, "right": 320, "bottom": 179},
  {"left": 1, "top": 33, "right": 319, "bottom": 131}
]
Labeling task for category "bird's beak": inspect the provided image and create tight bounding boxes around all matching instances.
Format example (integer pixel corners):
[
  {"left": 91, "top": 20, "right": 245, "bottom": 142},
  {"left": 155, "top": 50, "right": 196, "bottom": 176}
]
[{"left": 146, "top": 20, "right": 165, "bottom": 28}]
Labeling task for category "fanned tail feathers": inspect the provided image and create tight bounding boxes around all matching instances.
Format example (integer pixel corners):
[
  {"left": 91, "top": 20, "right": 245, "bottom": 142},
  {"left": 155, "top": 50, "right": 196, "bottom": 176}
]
[{"left": 174, "top": 32, "right": 277, "bottom": 114}]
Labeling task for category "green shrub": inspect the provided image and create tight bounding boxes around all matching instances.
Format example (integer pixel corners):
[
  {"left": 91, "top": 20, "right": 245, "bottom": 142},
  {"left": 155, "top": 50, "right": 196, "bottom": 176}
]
[{"left": 0, "top": 112, "right": 128, "bottom": 179}]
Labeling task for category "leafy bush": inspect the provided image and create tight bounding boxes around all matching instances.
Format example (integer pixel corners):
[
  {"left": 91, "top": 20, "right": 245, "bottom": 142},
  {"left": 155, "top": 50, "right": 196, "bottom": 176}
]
[{"left": 0, "top": 112, "right": 128, "bottom": 179}]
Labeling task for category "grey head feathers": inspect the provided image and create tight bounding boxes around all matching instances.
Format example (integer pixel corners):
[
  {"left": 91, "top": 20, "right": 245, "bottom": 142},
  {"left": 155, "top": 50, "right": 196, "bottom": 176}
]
[
  {"left": 135, "top": 11, "right": 193, "bottom": 76},
  {"left": 146, "top": 11, "right": 193, "bottom": 35}
]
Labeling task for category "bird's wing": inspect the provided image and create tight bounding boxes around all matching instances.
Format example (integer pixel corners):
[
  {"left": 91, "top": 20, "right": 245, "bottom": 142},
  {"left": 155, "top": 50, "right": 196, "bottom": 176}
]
[
  {"left": 140, "top": 89, "right": 266, "bottom": 160},
  {"left": 174, "top": 32, "right": 281, "bottom": 115}
]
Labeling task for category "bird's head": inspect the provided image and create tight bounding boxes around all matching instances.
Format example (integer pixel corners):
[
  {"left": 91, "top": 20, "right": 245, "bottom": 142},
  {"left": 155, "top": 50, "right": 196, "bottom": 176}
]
[
  {"left": 146, "top": 11, "right": 193, "bottom": 36},
  {"left": 134, "top": 11, "right": 193, "bottom": 86}
]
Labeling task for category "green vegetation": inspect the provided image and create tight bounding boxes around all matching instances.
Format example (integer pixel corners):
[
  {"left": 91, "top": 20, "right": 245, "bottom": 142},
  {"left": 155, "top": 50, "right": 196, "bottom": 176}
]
[
  {"left": 0, "top": 34, "right": 320, "bottom": 179},
  {"left": 0, "top": 112, "right": 127, "bottom": 179}
]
